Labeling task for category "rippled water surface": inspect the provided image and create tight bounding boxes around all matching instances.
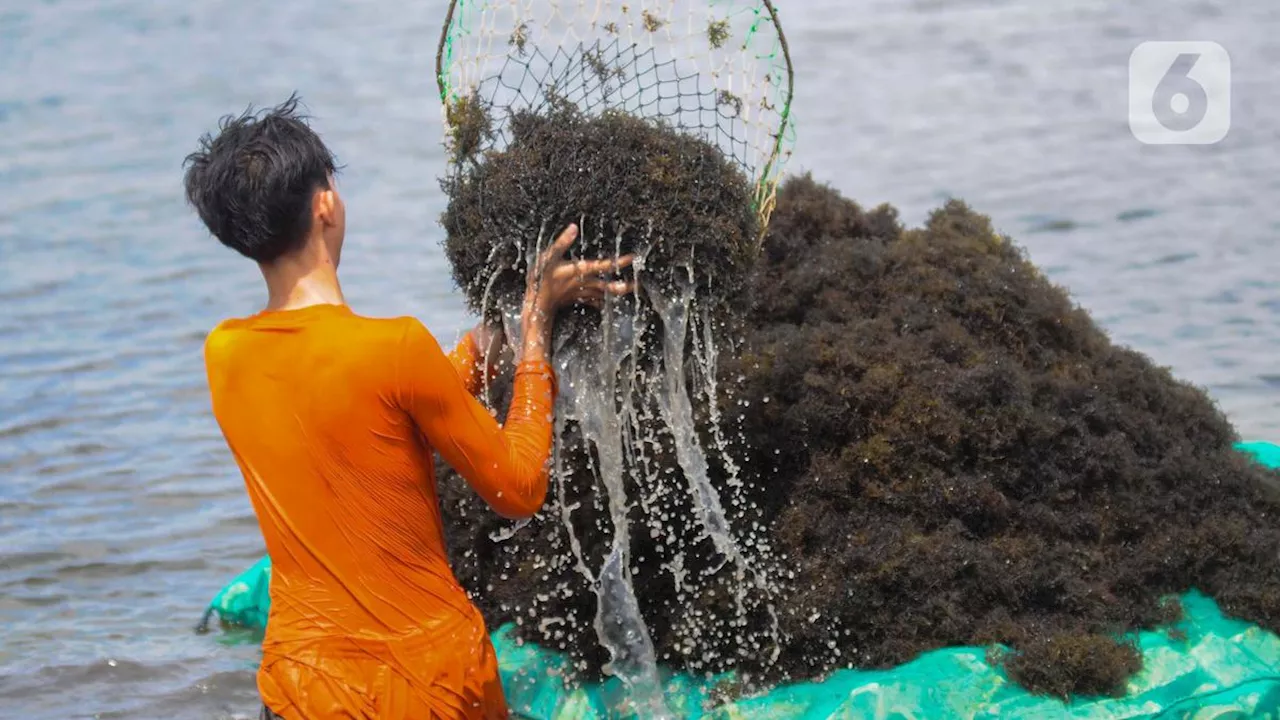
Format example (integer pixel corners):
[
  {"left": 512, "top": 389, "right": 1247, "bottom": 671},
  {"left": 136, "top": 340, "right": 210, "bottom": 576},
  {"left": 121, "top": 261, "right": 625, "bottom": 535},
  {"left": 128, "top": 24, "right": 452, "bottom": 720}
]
[{"left": 2, "top": 0, "right": 1278, "bottom": 717}]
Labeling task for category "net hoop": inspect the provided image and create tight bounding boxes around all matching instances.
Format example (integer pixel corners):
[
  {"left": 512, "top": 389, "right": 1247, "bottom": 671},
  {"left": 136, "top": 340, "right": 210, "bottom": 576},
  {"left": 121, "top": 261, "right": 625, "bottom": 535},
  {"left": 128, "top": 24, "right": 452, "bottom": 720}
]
[{"left": 434, "top": 0, "right": 796, "bottom": 238}]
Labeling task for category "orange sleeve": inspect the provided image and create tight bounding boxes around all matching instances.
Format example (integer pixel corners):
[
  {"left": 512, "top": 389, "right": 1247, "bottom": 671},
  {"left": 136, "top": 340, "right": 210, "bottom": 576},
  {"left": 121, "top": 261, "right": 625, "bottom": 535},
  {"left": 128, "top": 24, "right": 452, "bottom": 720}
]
[
  {"left": 446, "top": 329, "right": 486, "bottom": 397},
  {"left": 397, "top": 319, "right": 555, "bottom": 520}
]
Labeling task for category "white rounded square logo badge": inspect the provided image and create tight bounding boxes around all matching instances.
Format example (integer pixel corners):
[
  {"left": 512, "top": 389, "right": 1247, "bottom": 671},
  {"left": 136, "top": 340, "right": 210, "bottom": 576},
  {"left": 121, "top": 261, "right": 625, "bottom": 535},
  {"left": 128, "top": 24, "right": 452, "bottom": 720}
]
[{"left": 1128, "top": 41, "right": 1231, "bottom": 145}]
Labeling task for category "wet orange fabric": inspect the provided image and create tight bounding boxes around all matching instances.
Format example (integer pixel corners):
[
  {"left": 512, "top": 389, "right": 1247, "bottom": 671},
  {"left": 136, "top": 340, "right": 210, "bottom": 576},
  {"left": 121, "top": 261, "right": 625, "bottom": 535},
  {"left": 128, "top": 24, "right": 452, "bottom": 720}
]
[{"left": 203, "top": 303, "right": 556, "bottom": 719}]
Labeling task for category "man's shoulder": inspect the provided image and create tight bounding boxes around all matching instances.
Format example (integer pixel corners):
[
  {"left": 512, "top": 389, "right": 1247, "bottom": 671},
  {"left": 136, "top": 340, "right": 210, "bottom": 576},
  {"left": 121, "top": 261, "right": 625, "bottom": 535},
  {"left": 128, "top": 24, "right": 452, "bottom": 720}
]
[
  {"left": 205, "top": 306, "right": 420, "bottom": 340},
  {"left": 202, "top": 317, "right": 238, "bottom": 362},
  {"left": 303, "top": 311, "right": 442, "bottom": 364},
  {"left": 201, "top": 308, "right": 438, "bottom": 370},
  {"left": 344, "top": 312, "right": 429, "bottom": 349}
]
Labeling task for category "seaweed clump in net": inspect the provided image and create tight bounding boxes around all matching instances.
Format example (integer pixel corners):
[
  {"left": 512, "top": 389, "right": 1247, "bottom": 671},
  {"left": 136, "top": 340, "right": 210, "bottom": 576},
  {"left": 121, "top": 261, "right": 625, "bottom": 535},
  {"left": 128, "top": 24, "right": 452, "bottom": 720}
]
[
  {"left": 440, "top": 98, "right": 760, "bottom": 338},
  {"left": 719, "top": 174, "right": 1280, "bottom": 698}
]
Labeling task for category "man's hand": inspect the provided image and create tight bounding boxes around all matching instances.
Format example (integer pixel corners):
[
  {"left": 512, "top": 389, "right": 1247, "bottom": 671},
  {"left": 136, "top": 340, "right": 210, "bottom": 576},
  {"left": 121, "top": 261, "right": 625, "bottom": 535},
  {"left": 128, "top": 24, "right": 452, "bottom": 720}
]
[
  {"left": 527, "top": 223, "right": 634, "bottom": 314},
  {"left": 519, "top": 223, "right": 634, "bottom": 363}
]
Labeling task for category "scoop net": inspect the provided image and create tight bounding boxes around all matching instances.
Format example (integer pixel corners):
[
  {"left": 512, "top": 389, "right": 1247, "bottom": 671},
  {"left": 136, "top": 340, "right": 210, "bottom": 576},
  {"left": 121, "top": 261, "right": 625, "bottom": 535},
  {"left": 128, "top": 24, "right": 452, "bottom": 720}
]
[{"left": 435, "top": 0, "right": 795, "bottom": 234}]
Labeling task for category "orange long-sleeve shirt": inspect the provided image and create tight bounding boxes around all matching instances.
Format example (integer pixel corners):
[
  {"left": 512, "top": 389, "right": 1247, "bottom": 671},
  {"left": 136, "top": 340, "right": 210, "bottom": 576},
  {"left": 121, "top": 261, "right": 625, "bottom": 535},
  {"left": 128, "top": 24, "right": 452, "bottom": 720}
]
[{"left": 203, "top": 302, "right": 556, "bottom": 719}]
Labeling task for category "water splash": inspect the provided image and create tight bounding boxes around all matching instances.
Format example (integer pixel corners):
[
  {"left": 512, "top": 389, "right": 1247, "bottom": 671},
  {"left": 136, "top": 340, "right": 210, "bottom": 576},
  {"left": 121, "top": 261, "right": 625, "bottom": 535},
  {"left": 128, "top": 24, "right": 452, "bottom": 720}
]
[
  {"left": 649, "top": 280, "right": 782, "bottom": 666},
  {"left": 651, "top": 284, "right": 740, "bottom": 570},
  {"left": 556, "top": 303, "right": 673, "bottom": 718},
  {"left": 477, "top": 239, "right": 781, "bottom": 712}
]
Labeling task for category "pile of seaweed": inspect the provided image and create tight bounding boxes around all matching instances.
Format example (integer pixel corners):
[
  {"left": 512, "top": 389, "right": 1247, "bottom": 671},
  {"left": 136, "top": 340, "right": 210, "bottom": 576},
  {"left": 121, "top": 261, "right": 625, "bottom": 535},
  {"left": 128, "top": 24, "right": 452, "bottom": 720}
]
[
  {"left": 438, "top": 160, "right": 1280, "bottom": 697},
  {"left": 718, "top": 174, "right": 1280, "bottom": 698}
]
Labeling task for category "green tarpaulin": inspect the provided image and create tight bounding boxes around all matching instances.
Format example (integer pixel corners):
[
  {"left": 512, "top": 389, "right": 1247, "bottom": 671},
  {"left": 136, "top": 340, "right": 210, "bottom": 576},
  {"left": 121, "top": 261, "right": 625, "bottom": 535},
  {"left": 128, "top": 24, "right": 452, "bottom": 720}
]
[{"left": 205, "top": 442, "right": 1280, "bottom": 718}]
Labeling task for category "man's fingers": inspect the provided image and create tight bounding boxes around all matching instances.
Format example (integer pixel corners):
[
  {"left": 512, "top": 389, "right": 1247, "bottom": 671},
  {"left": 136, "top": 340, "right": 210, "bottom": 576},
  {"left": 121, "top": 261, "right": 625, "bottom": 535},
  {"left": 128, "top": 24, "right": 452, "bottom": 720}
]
[
  {"left": 545, "top": 223, "right": 579, "bottom": 261},
  {"left": 578, "top": 279, "right": 635, "bottom": 295},
  {"left": 577, "top": 254, "right": 634, "bottom": 276},
  {"left": 572, "top": 285, "right": 605, "bottom": 305},
  {"left": 556, "top": 278, "right": 634, "bottom": 311}
]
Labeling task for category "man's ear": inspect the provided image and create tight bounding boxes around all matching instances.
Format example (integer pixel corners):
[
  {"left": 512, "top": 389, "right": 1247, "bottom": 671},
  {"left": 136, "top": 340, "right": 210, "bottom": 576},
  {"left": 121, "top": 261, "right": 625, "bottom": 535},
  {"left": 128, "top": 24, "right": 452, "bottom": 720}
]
[{"left": 315, "top": 188, "right": 336, "bottom": 227}]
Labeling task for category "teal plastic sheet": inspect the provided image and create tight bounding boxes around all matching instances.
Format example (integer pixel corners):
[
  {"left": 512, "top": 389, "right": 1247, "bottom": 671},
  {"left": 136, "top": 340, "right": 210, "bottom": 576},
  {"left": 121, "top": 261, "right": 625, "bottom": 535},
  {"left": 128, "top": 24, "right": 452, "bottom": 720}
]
[
  {"left": 1237, "top": 441, "right": 1280, "bottom": 469},
  {"left": 206, "top": 442, "right": 1280, "bottom": 718}
]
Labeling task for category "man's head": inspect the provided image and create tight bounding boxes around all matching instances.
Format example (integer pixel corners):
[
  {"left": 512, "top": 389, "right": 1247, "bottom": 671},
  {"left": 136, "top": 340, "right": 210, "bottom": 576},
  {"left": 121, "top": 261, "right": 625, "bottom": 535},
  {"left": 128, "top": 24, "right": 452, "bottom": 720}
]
[{"left": 183, "top": 95, "right": 345, "bottom": 267}]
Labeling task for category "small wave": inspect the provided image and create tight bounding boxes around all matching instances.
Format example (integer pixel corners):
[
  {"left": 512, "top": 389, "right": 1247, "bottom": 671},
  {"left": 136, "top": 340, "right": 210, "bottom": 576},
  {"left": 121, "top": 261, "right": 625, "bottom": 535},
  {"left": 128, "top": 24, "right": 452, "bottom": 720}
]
[
  {"left": 53, "top": 558, "right": 210, "bottom": 580},
  {"left": 0, "top": 415, "right": 71, "bottom": 440},
  {"left": 0, "top": 592, "right": 67, "bottom": 608},
  {"left": 1122, "top": 251, "right": 1199, "bottom": 271},
  {"left": 0, "top": 279, "right": 71, "bottom": 302},
  {"left": 1116, "top": 207, "right": 1159, "bottom": 223},
  {"left": 1023, "top": 215, "right": 1080, "bottom": 234},
  {"left": 0, "top": 659, "right": 181, "bottom": 702},
  {"left": 0, "top": 550, "right": 75, "bottom": 573}
]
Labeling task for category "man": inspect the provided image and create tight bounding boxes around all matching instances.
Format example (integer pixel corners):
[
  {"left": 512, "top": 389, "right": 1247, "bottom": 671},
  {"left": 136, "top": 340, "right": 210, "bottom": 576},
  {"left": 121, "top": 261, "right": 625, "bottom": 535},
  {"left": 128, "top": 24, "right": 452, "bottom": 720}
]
[{"left": 184, "top": 96, "right": 632, "bottom": 718}]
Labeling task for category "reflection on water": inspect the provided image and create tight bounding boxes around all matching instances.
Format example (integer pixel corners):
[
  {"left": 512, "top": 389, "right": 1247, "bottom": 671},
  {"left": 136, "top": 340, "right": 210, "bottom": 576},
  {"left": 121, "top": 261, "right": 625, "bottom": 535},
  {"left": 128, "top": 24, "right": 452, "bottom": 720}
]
[{"left": 1, "top": 0, "right": 1277, "bottom": 716}]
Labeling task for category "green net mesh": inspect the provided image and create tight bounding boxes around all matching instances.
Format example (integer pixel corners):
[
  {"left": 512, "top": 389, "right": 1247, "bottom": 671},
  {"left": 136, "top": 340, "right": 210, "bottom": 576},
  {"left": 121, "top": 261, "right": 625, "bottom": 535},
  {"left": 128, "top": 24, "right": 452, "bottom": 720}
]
[{"left": 435, "top": 0, "right": 795, "bottom": 232}]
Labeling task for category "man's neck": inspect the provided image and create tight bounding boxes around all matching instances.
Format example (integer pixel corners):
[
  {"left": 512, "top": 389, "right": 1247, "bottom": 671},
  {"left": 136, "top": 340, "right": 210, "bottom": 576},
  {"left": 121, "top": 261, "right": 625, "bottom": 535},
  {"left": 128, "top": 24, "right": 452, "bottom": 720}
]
[{"left": 259, "top": 244, "right": 346, "bottom": 312}]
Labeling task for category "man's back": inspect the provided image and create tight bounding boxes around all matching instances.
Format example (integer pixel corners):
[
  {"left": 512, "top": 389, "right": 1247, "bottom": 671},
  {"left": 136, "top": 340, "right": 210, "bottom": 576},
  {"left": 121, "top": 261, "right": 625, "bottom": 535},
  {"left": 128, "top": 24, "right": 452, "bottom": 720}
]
[{"left": 205, "top": 302, "right": 545, "bottom": 718}]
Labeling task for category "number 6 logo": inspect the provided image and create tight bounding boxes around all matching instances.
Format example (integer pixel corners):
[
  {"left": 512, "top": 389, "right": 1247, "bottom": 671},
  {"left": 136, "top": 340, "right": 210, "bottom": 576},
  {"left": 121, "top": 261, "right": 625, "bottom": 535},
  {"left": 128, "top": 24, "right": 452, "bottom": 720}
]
[{"left": 1129, "top": 41, "right": 1231, "bottom": 145}]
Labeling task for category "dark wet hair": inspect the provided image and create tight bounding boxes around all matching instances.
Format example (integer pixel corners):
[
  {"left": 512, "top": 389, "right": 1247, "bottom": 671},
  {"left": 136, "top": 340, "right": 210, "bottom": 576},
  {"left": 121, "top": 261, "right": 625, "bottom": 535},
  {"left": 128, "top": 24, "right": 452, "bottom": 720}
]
[{"left": 183, "top": 94, "right": 337, "bottom": 263}]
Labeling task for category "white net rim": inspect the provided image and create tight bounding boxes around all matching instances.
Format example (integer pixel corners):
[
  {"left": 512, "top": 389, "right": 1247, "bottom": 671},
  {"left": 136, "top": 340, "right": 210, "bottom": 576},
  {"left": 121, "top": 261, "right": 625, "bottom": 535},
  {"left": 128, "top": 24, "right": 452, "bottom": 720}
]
[{"left": 432, "top": 0, "right": 796, "bottom": 234}]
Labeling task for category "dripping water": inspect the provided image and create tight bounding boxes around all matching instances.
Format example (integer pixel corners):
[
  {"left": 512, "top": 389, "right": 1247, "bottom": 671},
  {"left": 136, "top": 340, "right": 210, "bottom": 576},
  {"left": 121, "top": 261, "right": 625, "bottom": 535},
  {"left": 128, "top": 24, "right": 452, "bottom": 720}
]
[
  {"left": 651, "top": 283, "right": 740, "bottom": 570},
  {"left": 478, "top": 227, "right": 781, "bottom": 713},
  {"left": 556, "top": 297, "right": 673, "bottom": 718},
  {"left": 649, "top": 280, "right": 781, "bottom": 663}
]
